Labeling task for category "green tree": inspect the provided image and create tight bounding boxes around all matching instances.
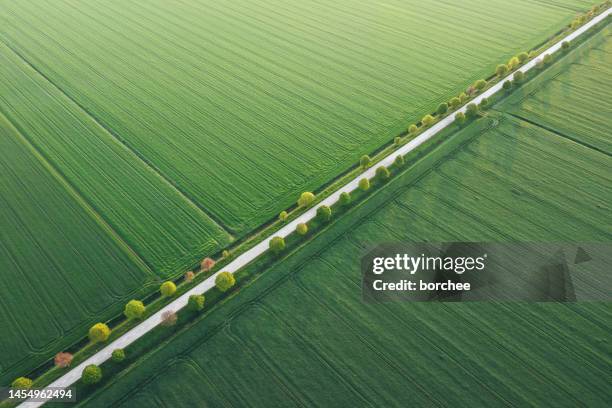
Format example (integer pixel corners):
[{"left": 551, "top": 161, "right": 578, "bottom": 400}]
[
  {"left": 358, "top": 178, "right": 370, "bottom": 191},
  {"left": 278, "top": 210, "right": 288, "bottom": 222},
  {"left": 507, "top": 56, "right": 520, "bottom": 70},
  {"left": 408, "top": 124, "right": 418, "bottom": 134},
  {"left": 269, "top": 236, "right": 286, "bottom": 254},
  {"left": 502, "top": 80, "right": 512, "bottom": 90},
  {"left": 394, "top": 155, "right": 405, "bottom": 167},
  {"left": 449, "top": 97, "right": 461, "bottom": 109},
  {"left": 543, "top": 54, "right": 552, "bottom": 65},
  {"left": 11, "top": 377, "right": 32, "bottom": 389},
  {"left": 421, "top": 114, "right": 435, "bottom": 127},
  {"left": 513, "top": 71, "right": 524, "bottom": 83},
  {"left": 517, "top": 52, "right": 529, "bottom": 63},
  {"left": 124, "top": 300, "right": 145, "bottom": 320},
  {"left": 466, "top": 103, "right": 479, "bottom": 118},
  {"left": 375, "top": 165, "right": 391, "bottom": 181},
  {"left": 359, "top": 154, "right": 371, "bottom": 169},
  {"left": 495, "top": 64, "right": 508, "bottom": 77},
  {"left": 455, "top": 111, "right": 466, "bottom": 124},
  {"left": 561, "top": 41, "right": 570, "bottom": 50},
  {"left": 339, "top": 191, "right": 351, "bottom": 206},
  {"left": 393, "top": 136, "right": 401, "bottom": 146},
  {"left": 317, "top": 205, "right": 332, "bottom": 222},
  {"left": 215, "top": 271, "right": 236, "bottom": 292},
  {"left": 436, "top": 103, "right": 448, "bottom": 115},
  {"left": 160, "top": 281, "right": 177, "bottom": 298},
  {"left": 297, "top": 192, "right": 315, "bottom": 207},
  {"left": 111, "top": 349, "right": 125, "bottom": 362},
  {"left": 188, "top": 294, "right": 205, "bottom": 312},
  {"left": 81, "top": 365, "right": 102, "bottom": 385},
  {"left": 88, "top": 323, "right": 111, "bottom": 343},
  {"left": 459, "top": 92, "right": 468, "bottom": 103},
  {"left": 296, "top": 223, "right": 308, "bottom": 235},
  {"left": 474, "top": 79, "right": 487, "bottom": 91},
  {"left": 222, "top": 249, "right": 231, "bottom": 259},
  {"left": 479, "top": 98, "right": 489, "bottom": 110}
]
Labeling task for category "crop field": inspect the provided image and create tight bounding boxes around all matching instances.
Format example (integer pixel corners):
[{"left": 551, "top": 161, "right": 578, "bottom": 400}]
[
  {"left": 502, "top": 30, "right": 612, "bottom": 154},
  {"left": 76, "top": 30, "right": 612, "bottom": 407},
  {"left": 0, "top": 0, "right": 596, "bottom": 236},
  {"left": 0, "top": 114, "right": 154, "bottom": 385}
]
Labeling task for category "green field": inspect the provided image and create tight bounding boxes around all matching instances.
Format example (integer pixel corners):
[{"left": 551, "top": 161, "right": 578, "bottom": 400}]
[
  {"left": 0, "top": 0, "right": 595, "bottom": 235},
  {"left": 0, "top": 114, "right": 153, "bottom": 385},
  {"left": 74, "top": 29, "right": 611, "bottom": 407},
  {"left": 0, "top": 0, "right": 600, "bottom": 386}
]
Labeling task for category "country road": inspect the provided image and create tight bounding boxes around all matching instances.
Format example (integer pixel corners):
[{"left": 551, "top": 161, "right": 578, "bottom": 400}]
[{"left": 19, "top": 6, "right": 611, "bottom": 408}]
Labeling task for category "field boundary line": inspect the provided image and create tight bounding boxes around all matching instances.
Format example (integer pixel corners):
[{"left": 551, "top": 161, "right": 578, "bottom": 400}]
[
  {"left": 504, "top": 111, "right": 611, "bottom": 156},
  {"left": 0, "top": 38, "right": 234, "bottom": 240},
  {"left": 0, "top": 110, "right": 155, "bottom": 281},
  {"left": 18, "top": 7, "right": 611, "bottom": 407}
]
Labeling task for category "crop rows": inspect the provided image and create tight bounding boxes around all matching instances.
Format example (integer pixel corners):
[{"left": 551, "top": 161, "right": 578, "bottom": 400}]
[
  {"left": 78, "top": 84, "right": 611, "bottom": 407},
  {"left": 0, "top": 114, "right": 153, "bottom": 385},
  {"left": 0, "top": 43, "right": 232, "bottom": 277},
  {"left": 0, "top": 0, "right": 591, "bottom": 234},
  {"left": 502, "top": 28, "right": 612, "bottom": 154}
]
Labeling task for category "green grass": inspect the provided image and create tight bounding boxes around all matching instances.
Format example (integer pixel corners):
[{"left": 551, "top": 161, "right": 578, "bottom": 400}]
[
  {"left": 72, "top": 30, "right": 611, "bottom": 407},
  {"left": 0, "top": 0, "right": 597, "bottom": 235},
  {"left": 0, "top": 114, "right": 152, "bottom": 385}
]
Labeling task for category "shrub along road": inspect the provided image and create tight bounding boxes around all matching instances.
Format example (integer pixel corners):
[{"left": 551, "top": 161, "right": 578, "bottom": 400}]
[{"left": 19, "top": 7, "right": 611, "bottom": 407}]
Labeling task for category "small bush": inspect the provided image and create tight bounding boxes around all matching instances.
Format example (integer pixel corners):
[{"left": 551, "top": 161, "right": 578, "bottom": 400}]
[
  {"left": 359, "top": 155, "right": 371, "bottom": 169},
  {"left": 495, "top": 64, "right": 508, "bottom": 77},
  {"left": 393, "top": 136, "right": 401, "bottom": 146},
  {"left": 82, "top": 365, "right": 102, "bottom": 385},
  {"left": 160, "top": 310, "right": 178, "bottom": 327},
  {"left": 124, "top": 300, "right": 145, "bottom": 320},
  {"left": 88, "top": 323, "right": 111, "bottom": 343},
  {"left": 421, "top": 114, "right": 435, "bottom": 127},
  {"left": 201, "top": 257, "right": 216, "bottom": 272},
  {"left": 339, "top": 191, "right": 351, "bottom": 206},
  {"left": 375, "top": 165, "right": 391, "bottom": 181},
  {"left": 459, "top": 92, "right": 468, "bottom": 102},
  {"left": 111, "top": 349, "right": 125, "bottom": 362},
  {"left": 317, "top": 205, "right": 332, "bottom": 222},
  {"left": 394, "top": 155, "right": 405, "bottom": 167},
  {"left": 358, "top": 178, "right": 370, "bottom": 191},
  {"left": 215, "top": 271, "right": 236, "bottom": 292},
  {"left": 269, "top": 236, "right": 286, "bottom": 254},
  {"left": 466, "top": 103, "right": 479, "bottom": 118},
  {"left": 184, "top": 271, "right": 195, "bottom": 283},
  {"left": 54, "top": 352, "right": 73, "bottom": 368},
  {"left": 449, "top": 97, "right": 461, "bottom": 109},
  {"left": 222, "top": 250, "right": 231, "bottom": 259},
  {"left": 296, "top": 223, "right": 308, "bottom": 235},
  {"left": 160, "top": 281, "right": 177, "bottom": 298},
  {"left": 517, "top": 52, "right": 529, "bottom": 63},
  {"left": 11, "top": 377, "right": 33, "bottom": 389},
  {"left": 436, "top": 103, "right": 448, "bottom": 115},
  {"left": 479, "top": 97, "right": 489, "bottom": 109},
  {"left": 278, "top": 210, "right": 288, "bottom": 222},
  {"left": 455, "top": 111, "right": 466, "bottom": 124},
  {"left": 297, "top": 192, "right": 315, "bottom": 207},
  {"left": 513, "top": 71, "right": 524, "bottom": 83},
  {"left": 502, "top": 80, "right": 512, "bottom": 90},
  {"left": 474, "top": 79, "right": 487, "bottom": 91},
  {"left": 528, "top": 50, "right": 538, "bottom": 59},
  {"left": 543, "top": 54, "right": 552, "bottom": 65},
  {"left": 561, "top": 41, "right": 570, "bottom": 50},
  {"left": 188, "top": 294, "right": 205, "bottom": 312},
  {"left": 408, "top": 124, "right": 417, "bottom": 134}
]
